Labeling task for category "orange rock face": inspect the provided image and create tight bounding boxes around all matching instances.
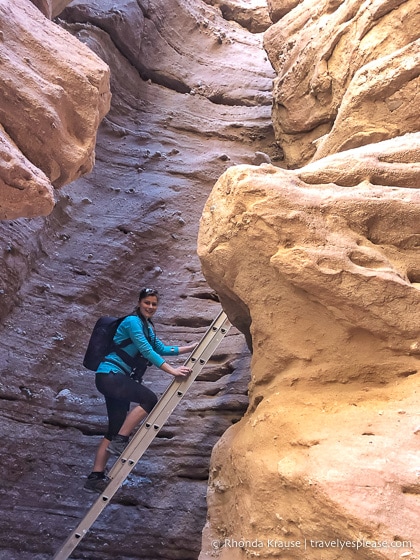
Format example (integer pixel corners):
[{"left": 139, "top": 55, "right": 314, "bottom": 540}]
[
  {"left": 264, "top": 0, "right": 420, "bottom": 168},
  {"left": 198, "top": 135, "right": 420, "bottom": 558},
  {"left": 0, "top": 124, "right": 54, "bottom": 219},
  {"left": 0, "top": 0, "right": 419, "bottom": 557},
  {"left": 0, "top": 0, "right": 110, "bottom": 219}
]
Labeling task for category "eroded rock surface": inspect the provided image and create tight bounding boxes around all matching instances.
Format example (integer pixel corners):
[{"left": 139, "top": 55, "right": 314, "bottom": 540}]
[
  {"left": 0, "top": 0, "right": 111, "bottom": 219},
  {"left": 2, "top": 0, "right": 419, "bottom": 558},
  {"left": 204, "top": 0, "right": 272, "bottom": 32},
  {"left": 266, "top": 0, "right": 302, "bottom": 23},
  {"left": 30, "top": 0, "right": 72, "bottom": 18},
  {"left": 61, "top": 0, "right": 274, "bottom": 107},
  {"left": 198, "top": 137, "right": 420, "bottom": 558},
  {"left": 264, "top": 0, "right": 420, "bottom": 167},
  {"left": 0, "top": 1, "right": 275, "bottom": 558},
  {"left": 0, "top": 125, "right": 54, "bottom": 219}
]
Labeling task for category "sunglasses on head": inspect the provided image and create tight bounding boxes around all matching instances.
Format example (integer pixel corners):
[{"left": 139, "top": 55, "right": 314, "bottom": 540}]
[{"left": 139, "top": 287, "right": 159, "bottom": 299}]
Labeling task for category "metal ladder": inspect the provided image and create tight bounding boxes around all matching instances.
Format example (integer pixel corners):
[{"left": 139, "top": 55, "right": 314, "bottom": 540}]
[{"left": 53, "top": 310, "right": 231, "bottom": 560}]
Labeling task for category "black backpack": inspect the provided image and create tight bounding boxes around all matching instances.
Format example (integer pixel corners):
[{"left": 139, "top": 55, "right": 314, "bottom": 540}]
[
  {"left": 83, "top": 316, "right": 126, "bottom": 371},
  {"left": 83, "top": 315, "right": 154, "bottom": 378}
]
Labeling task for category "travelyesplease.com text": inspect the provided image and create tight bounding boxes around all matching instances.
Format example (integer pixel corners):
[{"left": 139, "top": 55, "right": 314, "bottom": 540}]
[{"left": 211, "top": 538, "right": 412, "bottom": 551}]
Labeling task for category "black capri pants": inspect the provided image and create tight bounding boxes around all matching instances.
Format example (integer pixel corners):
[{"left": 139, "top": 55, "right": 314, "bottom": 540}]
[{"left": 95, "top": 372, "right": 158, "bottom": 440}]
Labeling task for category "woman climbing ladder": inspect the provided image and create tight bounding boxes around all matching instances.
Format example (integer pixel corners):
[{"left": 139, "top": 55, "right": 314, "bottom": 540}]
[{"left": 84, "top": 287, "right": 196, "bottom": 493}]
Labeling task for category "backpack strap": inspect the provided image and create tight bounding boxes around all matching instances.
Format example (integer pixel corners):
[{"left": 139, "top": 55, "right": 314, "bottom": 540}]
[{"left": 110, "top": 314, "right": 156, "bottom": 373}]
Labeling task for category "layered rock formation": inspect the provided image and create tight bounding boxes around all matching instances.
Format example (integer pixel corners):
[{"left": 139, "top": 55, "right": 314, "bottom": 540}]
[
  {"left": 0, "top": 0, "right": 110, "bottom": 219},
  {"left": 204, "top": 0, "right": 272, "bottom": 32},
  {"left": 1, "top": 0, "right": 419, "bottom": 558},
  {"left": 0, "top": 1, "right": 275, "bottom": 559},
  {"left": 198, "top": 135, "right": 420, "bottom": 559},
  {"left": 264, "top": 0, "right": 420, "bottom": 167},
  {"left": 197, "top": 0, "right": 420, "bottom": 553},
  {"left": 197, "top": 0, "right": 419, "bottom": 557}
]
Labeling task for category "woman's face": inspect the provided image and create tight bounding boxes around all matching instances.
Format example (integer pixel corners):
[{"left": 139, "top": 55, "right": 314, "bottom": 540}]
[{"left": 138, "top": 294, "right": 158, "bottom": 320}]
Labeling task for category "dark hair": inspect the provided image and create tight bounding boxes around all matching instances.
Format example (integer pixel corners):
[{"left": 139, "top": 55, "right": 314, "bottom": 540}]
[{"left": 139, "top": 287, "right": 159, "bottom": 300}]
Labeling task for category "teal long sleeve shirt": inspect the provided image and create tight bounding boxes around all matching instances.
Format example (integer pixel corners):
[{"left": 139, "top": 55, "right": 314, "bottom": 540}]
[{"left": 96, "top": 315, "right": 179, "bottom": 375}]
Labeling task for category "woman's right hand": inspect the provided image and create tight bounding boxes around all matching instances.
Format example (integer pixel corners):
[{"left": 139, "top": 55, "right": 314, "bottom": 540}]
[
  {"left": 171, "top": 366, "right": 192, "bottom": 378},
  {"left": 161, "top": 362, "right": 192, "bottom": 378}
]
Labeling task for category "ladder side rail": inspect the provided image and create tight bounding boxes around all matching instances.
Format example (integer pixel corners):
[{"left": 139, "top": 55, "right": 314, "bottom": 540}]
[
  {"left": 53, "top": 311, "right": 231, "bottom": 560},
  {"left": 109, "top": 326, "right": 230, "bottom": 470},
  {"left": 106, "top": 313, "right": 230, "bottom": 477},
  {"left": 52, "top": 414, "right": 172, "bottom": 560},
  {"left": 106, "top": 313, "right": 230, "bottom": 479}
]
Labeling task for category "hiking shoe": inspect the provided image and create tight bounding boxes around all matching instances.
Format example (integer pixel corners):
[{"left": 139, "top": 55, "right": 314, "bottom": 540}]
[
  {"left": 83, "top": 473, "right": 110, "bottom": 494},
  {"left": 107, "top": 435, "right": 129, "bottom": 456}
]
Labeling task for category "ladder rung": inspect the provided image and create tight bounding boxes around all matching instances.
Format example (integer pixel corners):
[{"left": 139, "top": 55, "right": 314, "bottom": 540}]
[{"left": 53, "top": 309, "right": 231, "bottom": 560}]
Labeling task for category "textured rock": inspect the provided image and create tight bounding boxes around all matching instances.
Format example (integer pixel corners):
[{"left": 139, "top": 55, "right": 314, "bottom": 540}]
[
  {"left": 313, "top": 39, "right": 420, "bottom": 161},
  {"left": 266, "top": 0, "right": 302, "bottom": 23},
  {"left": 0, "top": 0, "right": 111, "bottom": 218},
  {"left": 62, "top": 0, "right": 273, "bottom": 107},
  {"left": 264, "top": 0, "right": 420, "bottom": 167},
  {"left": 0, "top": 1, "right": 275, "bottom": 558},
  {"left": 30, "top": 0, "right": 72, "bottom": 18},
  {"left": 300, "top": 132, "right": 420, "bottom": 188},
  {"left": 2, "top": 0, "right": 420, "bottom": 559},
  {"left": 203, "top": 0, "right": 272, "bottom": 33},
  {"left": 197, "top": 138, "right": 420, "bottom": 558},
  {"left": 0, "top": 125, "right": 54, "bottom": 219}
]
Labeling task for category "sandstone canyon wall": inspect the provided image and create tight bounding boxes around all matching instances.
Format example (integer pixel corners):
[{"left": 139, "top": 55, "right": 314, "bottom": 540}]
[
  {"left": 0, "top": 1, "right": 276, "bottom": 559},
  {"left": 264, "top": 0, "right": 420, "bottom": 168},
  {"left": 0, "top": 0, "right": 111, "bottom": 220},
  {"left": 0, "top": 0, "right": 419, "bottom": 560},
  {"left": 198, "top": 0, "right": 420, "bottom": 559}
]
